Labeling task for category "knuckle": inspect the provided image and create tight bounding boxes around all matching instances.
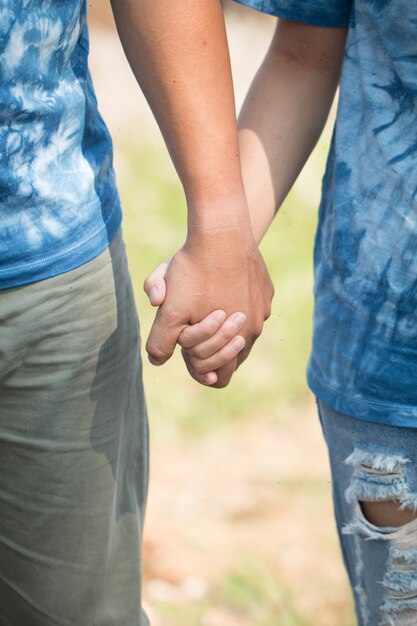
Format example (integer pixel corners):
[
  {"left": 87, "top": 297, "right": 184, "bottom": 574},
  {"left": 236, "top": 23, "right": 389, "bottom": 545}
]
[
  {"left": 146, "top": 343, "right": 169, "bottom": 363},
  {"left": 183, "top": 345, "right": 202, "bottom": 359},
  {"left": 220, "top": 326, "right": 232, "bottom": 342},
  {"left": 190, "top": 346, "right": 209, "bottom": 360},
  {"left": 178, "top": 332, "right": 191, "bottom": 350},
  {"left": 201, "top": 318, "right": 215, "bottom": 335},
  {"left": 225, "top": 342, "right": 239, "bottom": 358},
  {"left": 188, "top": 356, "right": 205, "bottom": 374}
]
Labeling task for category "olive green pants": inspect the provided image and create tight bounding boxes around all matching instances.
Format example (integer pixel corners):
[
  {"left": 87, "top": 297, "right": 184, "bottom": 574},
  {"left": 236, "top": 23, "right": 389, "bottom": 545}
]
[{"left": 0, "top": 228, "right": 149, "bottom": 625}]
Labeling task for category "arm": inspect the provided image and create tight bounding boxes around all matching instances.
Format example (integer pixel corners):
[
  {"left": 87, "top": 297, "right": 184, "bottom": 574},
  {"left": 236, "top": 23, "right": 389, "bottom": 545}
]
[
  {"left": 239, "top": 19, "right": 347, "bottom": 244},
  {"left": 110, "top": 0, "right": 247, "bottom": 225},
  {"left": 144, "top": 19, "right": 347, "bottom": 385},
  {"left": 111, "top": 0, "right": 274, "bottom": 387}
]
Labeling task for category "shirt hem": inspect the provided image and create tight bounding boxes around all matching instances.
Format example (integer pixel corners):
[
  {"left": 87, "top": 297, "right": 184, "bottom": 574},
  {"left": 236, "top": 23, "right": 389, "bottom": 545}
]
[
  {"left": 0, "top": 198, "right": 123, "bottom": 290},
  {"left": 232, "top": 0, "right": 351, "bottom": 27},
  {"left": 306, "top": 362, "right": 417, "bottom": 428}
]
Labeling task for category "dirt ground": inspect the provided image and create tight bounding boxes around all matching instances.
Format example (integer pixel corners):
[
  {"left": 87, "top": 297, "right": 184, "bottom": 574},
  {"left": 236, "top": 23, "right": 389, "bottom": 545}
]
[
  {"left": 142, "top": 400, "right": 353, "bottom": 625},
  {"left": 86, "top": 6, "right": 353, "bottom": 624}
]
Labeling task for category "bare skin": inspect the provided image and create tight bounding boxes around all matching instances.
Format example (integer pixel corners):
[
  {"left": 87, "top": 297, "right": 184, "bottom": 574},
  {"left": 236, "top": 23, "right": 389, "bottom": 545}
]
[
  {"left": 144, "top": 19, "right": 347, "bottom": 383},
  {"left": 143, "top": 18, "right": 417, "bottom": 527},
  {"left": 111, "top": 0, "right": 274, "bottom": 388},
  {"left": 360, "top": 501, "right": 417, "bottom": 528},
  {"left": 145, "top": 228, "right": 273, "bottom": 388}
]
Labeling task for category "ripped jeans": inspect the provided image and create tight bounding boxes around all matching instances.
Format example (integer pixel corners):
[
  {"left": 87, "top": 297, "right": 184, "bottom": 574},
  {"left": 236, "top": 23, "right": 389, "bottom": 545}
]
[{"left": 317, "top": 399, "right": 417, "bottom": 626}]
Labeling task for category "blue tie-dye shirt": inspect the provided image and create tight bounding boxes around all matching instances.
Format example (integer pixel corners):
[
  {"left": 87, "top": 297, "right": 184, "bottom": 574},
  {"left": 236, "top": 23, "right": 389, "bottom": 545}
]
[
  {"left": 0, "top": 0, "right": 122, "bottom": 288},
  {"left": 235, "top": 0, "right": 417, "bottom": 427}
]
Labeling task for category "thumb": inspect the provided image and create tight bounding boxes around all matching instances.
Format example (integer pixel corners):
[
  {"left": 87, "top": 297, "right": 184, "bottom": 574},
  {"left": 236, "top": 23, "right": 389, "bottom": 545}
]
[
  {"left": 145, "top": 304, "right": 186, "bottom": 366},
  {"left": 143, "top": 259, "right": 170, "bottom": 307}
]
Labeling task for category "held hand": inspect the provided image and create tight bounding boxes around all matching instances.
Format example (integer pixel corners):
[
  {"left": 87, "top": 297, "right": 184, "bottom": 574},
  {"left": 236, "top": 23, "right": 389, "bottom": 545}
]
[
  {"left": 144, "top": 259, "right": 248, "bottom": 384},
  {"left": 144, "top": 227, "right": 274, "bottom": 388},
  {"left": 144, "top": 260, "right": 248, "bottom": 384},
  {"left": 178, "top": 310, "right": 247, "bottom": 385}
]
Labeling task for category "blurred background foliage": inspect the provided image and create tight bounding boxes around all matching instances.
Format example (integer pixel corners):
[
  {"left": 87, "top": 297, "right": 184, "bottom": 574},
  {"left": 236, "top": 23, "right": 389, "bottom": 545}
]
[
  {"left": 119, "top": 140, "right": 318, "bottom": 438},
  {"left": 88, "top": 1, "right": 355, "bottom": 624}
]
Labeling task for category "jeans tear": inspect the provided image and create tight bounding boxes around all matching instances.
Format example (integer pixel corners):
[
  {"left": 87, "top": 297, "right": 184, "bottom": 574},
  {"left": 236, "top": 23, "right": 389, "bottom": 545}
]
[
  {"left": 345, "top": 449, "right": 409, "bottom": 474},
  {"left": 381, "top": 564, "right": 417, "bottom": 625},
  {"left": 344, "top": 449, "right": 417, "bottom": 513},
  {"left": 390, "top": 548, "right": 417, "bottom": 566},
  {"left": 342, "top": 448, "right": 417, "bottom": 626}
]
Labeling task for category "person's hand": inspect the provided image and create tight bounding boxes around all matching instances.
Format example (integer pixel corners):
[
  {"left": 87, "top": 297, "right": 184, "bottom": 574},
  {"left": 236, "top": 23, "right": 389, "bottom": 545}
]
[
  {"left": 144, "top": 227, "right": 274, "bottom": 388},
  {"left": 145, "top": 263, "right": 248, "bottom": 385}
]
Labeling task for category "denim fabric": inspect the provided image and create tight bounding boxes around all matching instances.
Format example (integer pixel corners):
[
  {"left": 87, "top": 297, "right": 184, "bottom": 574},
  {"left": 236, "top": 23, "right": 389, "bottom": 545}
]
[
  {"left": 0, "top": 228, "right": 149, "bottom": 625},
  {"left": 0, "top": 0, "right": 122, "bottom": 289},
  {"left": 317, "top": 398, "right": 417, "bottom": 626}
]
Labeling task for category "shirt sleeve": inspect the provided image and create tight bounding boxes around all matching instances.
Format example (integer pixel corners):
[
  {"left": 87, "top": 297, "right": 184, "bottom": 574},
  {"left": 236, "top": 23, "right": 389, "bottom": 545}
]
[{"left": 232, "top": 0, "right": 352, "bottom": 28}]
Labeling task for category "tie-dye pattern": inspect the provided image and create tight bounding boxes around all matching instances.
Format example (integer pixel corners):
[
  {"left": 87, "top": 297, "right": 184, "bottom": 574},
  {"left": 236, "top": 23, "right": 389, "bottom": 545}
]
[
  {"left": 233, "top": 0, "right": 352, "bottom": 27},
  {"left": 235, "top": 0, "right": 417, "bottom": 426},
  {"left": 0, "top": 0, "right": 122, "bottom": 288}
]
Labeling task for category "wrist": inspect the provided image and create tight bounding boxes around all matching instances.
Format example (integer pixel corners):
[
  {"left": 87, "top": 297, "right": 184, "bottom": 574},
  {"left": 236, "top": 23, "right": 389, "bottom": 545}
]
[
  {"left": 186, "top": 191, "right": 253, "bottom": 235},
  {"left": 184, "top": 224, "right": 257, "bottom": 268}
]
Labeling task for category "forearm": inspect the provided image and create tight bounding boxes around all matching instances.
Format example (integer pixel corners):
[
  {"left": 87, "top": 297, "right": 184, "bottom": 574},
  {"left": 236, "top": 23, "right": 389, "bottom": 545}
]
[
  {"left": 110, "top": 0, "right": 251, "bottom": 234},
  {"left": 238, "top": 20, "right": 347, "bottom": 244}
]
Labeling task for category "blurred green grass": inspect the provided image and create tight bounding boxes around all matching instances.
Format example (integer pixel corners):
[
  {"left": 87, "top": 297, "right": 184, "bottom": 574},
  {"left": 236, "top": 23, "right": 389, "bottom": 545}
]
[
  {"left": 148, "top": 559, "right": 355, "bottom": 626},
  {"left": 89, "top": 9, "right": 353, "bottom": 624},
  {"left": 114, "top": 118, "right": 355, "bottom": 626},
  {"left": 118, "top": 140, "right": 321, "bottom": 438}
]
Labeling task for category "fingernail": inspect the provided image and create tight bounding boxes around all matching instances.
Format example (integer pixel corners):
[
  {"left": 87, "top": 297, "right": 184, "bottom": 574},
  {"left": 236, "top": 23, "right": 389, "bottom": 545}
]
[
  {"left": 231, "top": 313, "right": 246, "bottom": 328},
  {"left": 149, "top": 286, "right": 158, "bottom": 301},
  {"left": 231, "top": 336, "right": 245, "bottom": 352},
  {"left": 212, "top": 310, "right": 226, "bottom": 325}
]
